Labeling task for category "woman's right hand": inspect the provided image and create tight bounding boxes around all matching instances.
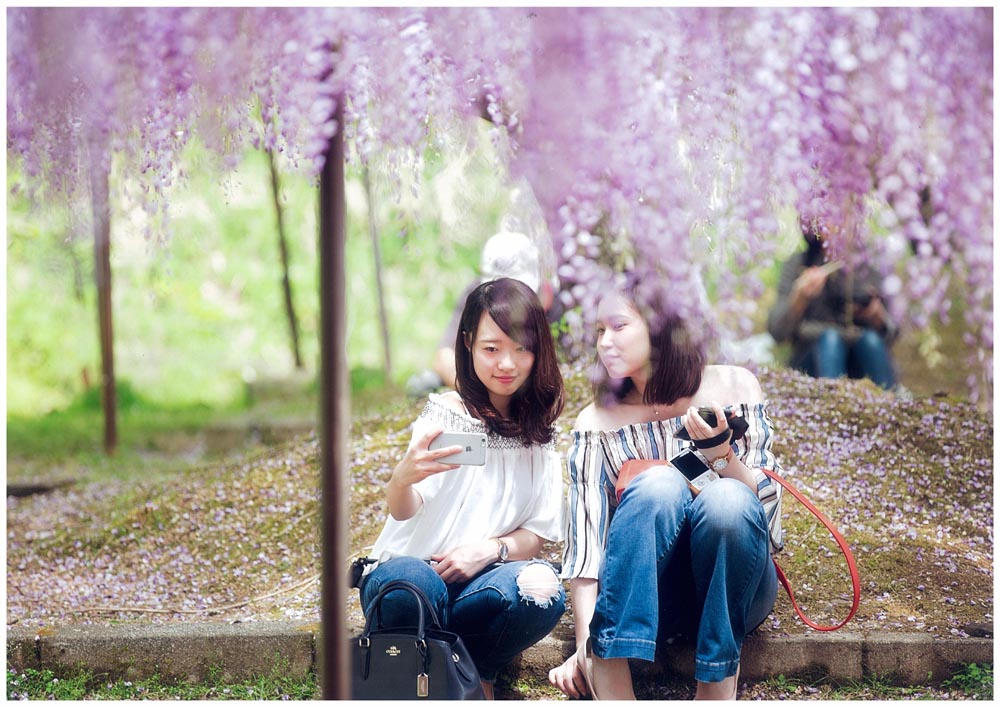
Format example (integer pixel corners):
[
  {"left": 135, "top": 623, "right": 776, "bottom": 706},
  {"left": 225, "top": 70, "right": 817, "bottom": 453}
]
[
  {"left": 790, "top": 265, "right": 829, "bottom": 306},
  {"left": 548, "top": 644, "right": 589, "bottom": 698},
  {"left": 390, "top": 428, "right": 463, "bottom": 488},
  {"left": 387, "top": 428, "right": 463, "bottom": 521}
]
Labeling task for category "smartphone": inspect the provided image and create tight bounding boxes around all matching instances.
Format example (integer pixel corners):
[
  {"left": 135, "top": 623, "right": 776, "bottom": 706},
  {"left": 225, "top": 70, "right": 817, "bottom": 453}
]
[
  {"left": 428, "top": 431, "right": 487, "bottom": 466},
  {"left": 670, "top": 448, "right": 718, "bottom": 495}
]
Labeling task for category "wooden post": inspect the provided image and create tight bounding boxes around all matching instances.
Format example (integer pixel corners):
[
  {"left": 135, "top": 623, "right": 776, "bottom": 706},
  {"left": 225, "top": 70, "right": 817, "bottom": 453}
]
[
  {"left": 90, "top": 163, "right": 117, "bottom": 455},
  {"left": 319, "top": 97, "right": 350, "bottom": 700}
]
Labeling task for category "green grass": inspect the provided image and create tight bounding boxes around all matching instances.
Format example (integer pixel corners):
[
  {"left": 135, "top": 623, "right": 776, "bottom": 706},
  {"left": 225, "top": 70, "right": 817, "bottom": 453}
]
[
  {"left": 6, "top": 391, "right": 236, "bottom": 485},
  {"left": 753, "top": 664, "right": 993, "bottom": 701},
  {"left": 942, "top": 662, "right": 994, "bottom": 700},
  {"left": 494, "top": 664, "right": 994, "bottom": 701},
  {"left": 5, "top": 364, "right": 412, "bottom": 485},
  {"left": 6, "top": 665, "right": 319, "bottom": 701},
  {"left": 6, "top": 662, "right": 991, "bottom": 701}
]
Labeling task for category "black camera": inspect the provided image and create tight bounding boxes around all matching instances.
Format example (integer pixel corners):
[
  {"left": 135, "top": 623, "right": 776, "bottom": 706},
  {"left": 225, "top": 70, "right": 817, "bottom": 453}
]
[{"left": 684, "top": 406, "right": 749, "bottom": 441}]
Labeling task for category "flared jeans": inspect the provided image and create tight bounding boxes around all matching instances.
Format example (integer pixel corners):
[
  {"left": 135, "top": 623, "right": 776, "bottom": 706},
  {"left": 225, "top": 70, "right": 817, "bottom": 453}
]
[{"left": 590, "top": 468, "right": 777, "bottom": 683}]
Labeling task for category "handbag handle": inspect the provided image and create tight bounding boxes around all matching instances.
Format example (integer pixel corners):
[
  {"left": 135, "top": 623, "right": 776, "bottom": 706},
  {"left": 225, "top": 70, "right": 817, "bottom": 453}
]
[
  {"left": 762, "top": 468, "right": 861, "bottom": 632},
  {"left": 362, "top": 579, "right": 445, "bottom": 640}
]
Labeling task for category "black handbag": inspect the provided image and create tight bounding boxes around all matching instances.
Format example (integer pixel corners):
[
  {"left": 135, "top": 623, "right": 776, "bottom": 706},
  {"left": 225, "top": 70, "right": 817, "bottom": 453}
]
[{"left": 350, "top": 580, "right": 485, "bottom": 700}]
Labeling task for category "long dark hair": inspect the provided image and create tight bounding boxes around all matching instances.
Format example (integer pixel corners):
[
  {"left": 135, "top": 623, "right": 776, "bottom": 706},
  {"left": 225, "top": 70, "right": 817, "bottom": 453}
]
[
  {"left": 455, "top": 278, "right": 564, "bottom": 444},
  {"left": 592, "top": 280, "right": 706, "bottom": 408}
]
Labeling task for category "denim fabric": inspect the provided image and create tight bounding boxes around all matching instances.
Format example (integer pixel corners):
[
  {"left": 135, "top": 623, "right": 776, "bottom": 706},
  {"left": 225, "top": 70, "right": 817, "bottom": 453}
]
[
  {"left": 794, "top": 327, "right": 896, "bottom": 389},
  {"left": 589, "top": 469, "right": 777, "bottom": 683},
  {"left": 359, "top": 556, "right": 566, "bottom": 681}
]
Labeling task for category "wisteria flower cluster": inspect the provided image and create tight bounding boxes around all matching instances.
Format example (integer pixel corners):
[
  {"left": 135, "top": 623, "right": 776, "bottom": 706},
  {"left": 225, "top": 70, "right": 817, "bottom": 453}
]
[{"left": 6, "top": 7, "right": 992, "bottom": 398}]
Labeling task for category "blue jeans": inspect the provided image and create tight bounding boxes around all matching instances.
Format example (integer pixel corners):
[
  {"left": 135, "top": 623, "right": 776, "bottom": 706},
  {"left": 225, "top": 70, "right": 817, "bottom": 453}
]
[
  {"left": 590, "top": 469, "right": 777, "bottom": 683},
  {"left": 359, "top": 556, "right": 566, "bottom": 681},
  {"left": 794, "top": 327, "right": 895, "bottom": 389}
]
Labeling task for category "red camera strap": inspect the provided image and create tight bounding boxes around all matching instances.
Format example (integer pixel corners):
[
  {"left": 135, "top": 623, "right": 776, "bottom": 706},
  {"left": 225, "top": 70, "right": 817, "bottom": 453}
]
[{"left": 763, "top": 468, "right": 861, "bottom": 631}]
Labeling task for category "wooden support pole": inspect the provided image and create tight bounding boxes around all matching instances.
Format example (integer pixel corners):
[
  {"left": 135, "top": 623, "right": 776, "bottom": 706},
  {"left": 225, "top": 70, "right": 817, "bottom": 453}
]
[{"left": 318, "top": 97, "right": 350, "bottom": 700}]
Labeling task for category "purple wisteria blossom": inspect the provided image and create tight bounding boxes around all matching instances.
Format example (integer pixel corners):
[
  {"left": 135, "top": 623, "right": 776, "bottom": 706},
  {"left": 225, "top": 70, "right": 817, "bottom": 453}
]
[{"left": 7, "top": 7, "right": 993, "bottom": 397}]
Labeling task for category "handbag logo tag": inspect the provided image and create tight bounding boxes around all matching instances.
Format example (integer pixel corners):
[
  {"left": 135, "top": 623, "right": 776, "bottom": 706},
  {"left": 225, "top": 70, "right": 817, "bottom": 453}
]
[
  {"left": 417, "top": 672, "right": 429, "bottom": 697},
  {"left": 385, "top": 645, "right": 402, "bottom": 657}
]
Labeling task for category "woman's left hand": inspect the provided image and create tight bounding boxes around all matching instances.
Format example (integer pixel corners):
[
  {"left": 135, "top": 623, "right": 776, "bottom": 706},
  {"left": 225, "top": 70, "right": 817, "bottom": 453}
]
[
  {"left": 682, "top": 402, "right": 732, "bottom": 459},
  {"left": 430, "top": 541, "right": 496, "bottom": 583}
]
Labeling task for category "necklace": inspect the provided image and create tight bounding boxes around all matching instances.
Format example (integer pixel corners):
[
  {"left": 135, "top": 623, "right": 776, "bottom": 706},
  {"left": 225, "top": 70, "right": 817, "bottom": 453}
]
[{"left": 626, "top": 390, "right": 661, "bottom": 417}]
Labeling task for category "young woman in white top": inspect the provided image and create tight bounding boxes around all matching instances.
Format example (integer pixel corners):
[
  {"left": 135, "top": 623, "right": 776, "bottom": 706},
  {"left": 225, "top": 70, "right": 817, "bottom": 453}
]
[
  {"left": 548, "top": 278, "right": 784, "bottom": 700},
  {"left": 361, "top": 277, "right": 566, "bottom": 699}
]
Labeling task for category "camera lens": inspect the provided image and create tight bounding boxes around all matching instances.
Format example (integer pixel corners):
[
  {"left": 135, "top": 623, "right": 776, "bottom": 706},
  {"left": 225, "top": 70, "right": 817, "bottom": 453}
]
[{"left": 697, "top": 407, "right": 717, "bottom": 427}]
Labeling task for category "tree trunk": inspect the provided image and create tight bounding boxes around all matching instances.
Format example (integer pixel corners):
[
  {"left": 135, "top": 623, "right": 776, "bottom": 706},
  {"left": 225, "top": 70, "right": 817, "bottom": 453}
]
[
  {"left": 266, "top": 148, "right": 303, "bottom": 370},
  {"left": 319, "top": 97, "right": 350, "bottom": 700},
  {"left": 362, "top": 166, "right": 392, "bottom": 382},
  {"left": 89, "top": 164, "right": 116, "bottom": 455},
  {"left": 65, "top": 233, "right": 93, "bottom": 393}
]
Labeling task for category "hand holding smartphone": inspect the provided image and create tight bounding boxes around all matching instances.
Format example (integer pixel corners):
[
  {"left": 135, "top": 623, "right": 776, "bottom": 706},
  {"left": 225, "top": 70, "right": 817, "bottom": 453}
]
[{"left": 428, "top": 431, "right": 487, "bottom": 466}]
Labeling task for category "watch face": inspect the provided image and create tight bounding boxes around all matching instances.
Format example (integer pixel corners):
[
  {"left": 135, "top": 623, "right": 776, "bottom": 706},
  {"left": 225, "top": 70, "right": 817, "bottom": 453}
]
[
  {"left": 499, "top": 542, "right": 509, "bottom": 561},
  {"left": 711, "top": 457, "right": 729, "bottom": 471}
]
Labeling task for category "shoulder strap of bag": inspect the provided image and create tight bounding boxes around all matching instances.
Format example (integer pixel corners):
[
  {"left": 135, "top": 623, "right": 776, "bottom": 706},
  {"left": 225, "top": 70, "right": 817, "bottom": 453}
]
[
  {"left": 762, "top": 468, "right": 861, "bottom": 632},
  {"left": 363, "top": 580, "right": 445, "bottom": 637}
]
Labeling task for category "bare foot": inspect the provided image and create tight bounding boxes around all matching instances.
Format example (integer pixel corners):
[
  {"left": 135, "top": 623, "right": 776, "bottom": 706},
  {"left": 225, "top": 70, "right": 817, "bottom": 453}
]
[
  {"left": 578, "top": 640, "right": 636, "bottom": 701},
  {"left": 694, "top": 667, "right": 739, "bottom": 700}
]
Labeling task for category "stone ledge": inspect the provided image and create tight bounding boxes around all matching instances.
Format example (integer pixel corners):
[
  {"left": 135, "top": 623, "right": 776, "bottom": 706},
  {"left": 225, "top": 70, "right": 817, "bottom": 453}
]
[
  {"left": 7, "top": 622, "right": 316, "bottom": 683},
  {"left": 7, "top": 622, "right": 992, "bottom": 687}
]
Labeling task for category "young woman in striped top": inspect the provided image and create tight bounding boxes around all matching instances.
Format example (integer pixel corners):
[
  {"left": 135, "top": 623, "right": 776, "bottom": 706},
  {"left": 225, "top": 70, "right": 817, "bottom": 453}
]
[{"left": 548, "top": 279, "right": 784, "bottom": 700}]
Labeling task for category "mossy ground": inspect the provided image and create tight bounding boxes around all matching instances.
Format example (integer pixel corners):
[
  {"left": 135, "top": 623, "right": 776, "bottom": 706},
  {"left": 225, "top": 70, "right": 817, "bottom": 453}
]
[{"left": 6, "top": 365, "right": 993, "bottom": 700}]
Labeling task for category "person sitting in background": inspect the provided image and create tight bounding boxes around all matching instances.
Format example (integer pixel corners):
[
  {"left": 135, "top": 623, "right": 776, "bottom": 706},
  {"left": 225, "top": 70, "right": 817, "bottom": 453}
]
[
  {"left": 767, "top": 219, "right": 898, "bottom": 390},
  {"left": 428, "top": 230, "right": 562, "bottom": 390}
]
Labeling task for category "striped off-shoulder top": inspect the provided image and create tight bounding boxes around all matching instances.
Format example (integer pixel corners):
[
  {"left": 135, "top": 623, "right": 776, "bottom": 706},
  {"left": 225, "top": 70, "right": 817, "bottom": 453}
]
[{"left": 561, "top": 401, "right": 784, "bottom": 580}]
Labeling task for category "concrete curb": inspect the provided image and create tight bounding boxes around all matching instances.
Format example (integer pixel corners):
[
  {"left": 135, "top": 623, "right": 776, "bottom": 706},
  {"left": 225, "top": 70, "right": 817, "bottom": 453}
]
[{"left": 6, "top": 622, "right": 992, "bottom": 687}]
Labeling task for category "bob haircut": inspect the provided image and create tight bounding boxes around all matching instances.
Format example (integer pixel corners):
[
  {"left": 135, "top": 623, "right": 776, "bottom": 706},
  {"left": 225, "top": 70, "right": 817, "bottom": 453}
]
[
  {"left": 592, "top": 280, "right": 706, "bottom": 408},
  {"left": 455, "top": 278, "right": 564, "bottom": 445}
]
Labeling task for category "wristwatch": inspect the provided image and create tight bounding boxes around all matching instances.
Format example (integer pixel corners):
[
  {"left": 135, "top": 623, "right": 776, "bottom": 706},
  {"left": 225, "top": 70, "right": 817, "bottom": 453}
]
[
  {"left": 495, "top": 538, "right": 509, "bottom": 563},
  {"left": 708, "top": 447, "right": 734, "bottom": 472}
]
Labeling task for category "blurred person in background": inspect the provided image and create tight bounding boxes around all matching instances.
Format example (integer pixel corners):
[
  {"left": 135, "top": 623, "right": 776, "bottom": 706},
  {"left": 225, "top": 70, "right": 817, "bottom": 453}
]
[{"left": 767, "top": 219, "right": 898, "bottom": 390}]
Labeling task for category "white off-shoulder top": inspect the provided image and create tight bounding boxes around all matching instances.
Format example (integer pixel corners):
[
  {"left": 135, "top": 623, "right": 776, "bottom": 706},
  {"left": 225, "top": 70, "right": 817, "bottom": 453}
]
[{"left": 368, "top": 393, "right": 565, "bottom": 571}]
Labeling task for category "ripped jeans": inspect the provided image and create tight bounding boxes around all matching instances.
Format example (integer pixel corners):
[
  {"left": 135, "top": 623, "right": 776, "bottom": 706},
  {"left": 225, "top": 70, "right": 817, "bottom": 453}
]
[{"left": 359, "top": 556, "right": 566, "bottom": 681}]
